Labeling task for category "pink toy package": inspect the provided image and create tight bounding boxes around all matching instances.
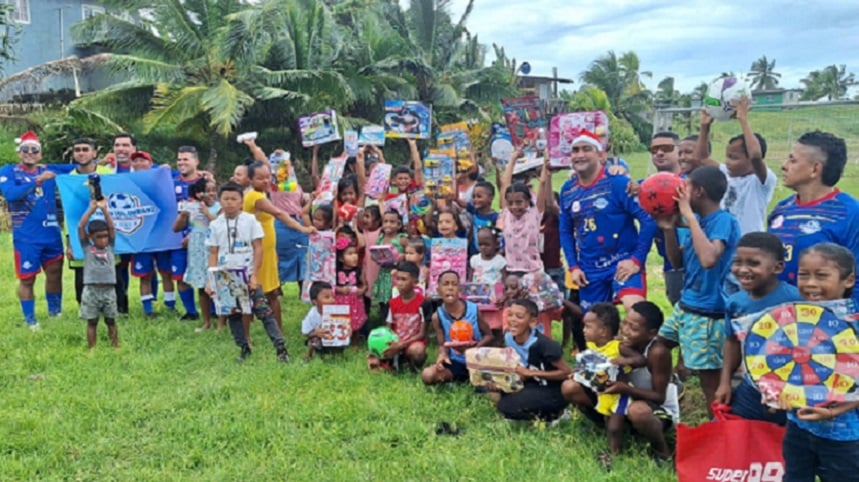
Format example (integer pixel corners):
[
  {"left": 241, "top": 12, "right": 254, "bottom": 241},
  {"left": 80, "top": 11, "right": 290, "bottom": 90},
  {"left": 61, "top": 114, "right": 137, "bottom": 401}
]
[
  {"left": 314, "top": 154, "right": 348, "bottom": 206},
  {"left": 428, "top": 238, "right": 468, "bottom": 298},
  {"left": 301, "top": 231, "right": 336, "bottom": 302},
  {"left": 548, "top": 111, "right": 609, "bottom": 169},
  {"left": 364, "top": 163, "right": 392, "bottom": 199}
]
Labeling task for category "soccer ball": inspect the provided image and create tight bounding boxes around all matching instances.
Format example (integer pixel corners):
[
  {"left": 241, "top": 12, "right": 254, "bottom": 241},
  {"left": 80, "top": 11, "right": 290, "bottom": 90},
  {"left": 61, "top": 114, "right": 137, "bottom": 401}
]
[
  {"left": 367, "top": 326, "right": 399, "bottom": 358},
  {"left": 703, "top": 75, "right": 749, "bottom": 121},
  {"left": 450, "top": 321, "right": 474, "bottom": 343},
  {"left": 638, "top": 172, "right": 684, "bottom": 218},
  {"left": 108, "top": 192, "right": 136, "bottom": 211}
]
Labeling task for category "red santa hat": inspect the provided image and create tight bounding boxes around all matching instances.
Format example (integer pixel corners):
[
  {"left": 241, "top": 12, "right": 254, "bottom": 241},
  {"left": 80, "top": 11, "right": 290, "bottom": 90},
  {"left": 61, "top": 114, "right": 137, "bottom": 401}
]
[
  {"left": 15, "top": 130, "right": 40, "bottom": 149},
  {"left": 570, "top": 130, "right": 603, "bottom": 152}
]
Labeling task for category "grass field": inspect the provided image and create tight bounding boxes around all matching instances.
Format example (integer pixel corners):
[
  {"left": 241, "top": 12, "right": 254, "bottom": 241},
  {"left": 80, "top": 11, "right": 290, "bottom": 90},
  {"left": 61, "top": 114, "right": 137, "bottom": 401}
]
[{"left": 3, "top": 108, "right": 859, "bottom": 480}]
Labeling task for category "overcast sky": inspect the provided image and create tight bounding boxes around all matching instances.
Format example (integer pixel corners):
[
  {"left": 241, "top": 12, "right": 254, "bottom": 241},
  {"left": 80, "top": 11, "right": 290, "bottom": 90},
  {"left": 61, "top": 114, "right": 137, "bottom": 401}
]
[{"left": 445, "top": 0, "right": 859, "bottom": 93}]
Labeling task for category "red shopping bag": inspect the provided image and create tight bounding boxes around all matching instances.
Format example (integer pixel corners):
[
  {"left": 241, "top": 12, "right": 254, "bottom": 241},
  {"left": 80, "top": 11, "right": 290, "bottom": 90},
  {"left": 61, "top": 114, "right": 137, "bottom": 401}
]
[{"left": 676, "top": 403, "right": 786, "bottom": 482}]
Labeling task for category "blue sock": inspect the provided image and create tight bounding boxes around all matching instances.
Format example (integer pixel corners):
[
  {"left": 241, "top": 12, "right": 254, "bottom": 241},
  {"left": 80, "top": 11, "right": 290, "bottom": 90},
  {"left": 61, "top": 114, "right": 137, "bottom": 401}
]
[
  {"left": 21, "top": 299, "right": 36, "bottom": 324},
  {"left": 141, "top": 294, "right": 154, "bottom": 314},
  {"left": 46, "top": 292, "right": 62, "bottom": 316},
  {"left": 164, "top": 291, "right": 176, "bottom": 310},
  {"left": 151, "top": 275, "right": 159, "bottom": 300},
  {"left": 179, "top": 288, "right": 197, "bottom": 315}
]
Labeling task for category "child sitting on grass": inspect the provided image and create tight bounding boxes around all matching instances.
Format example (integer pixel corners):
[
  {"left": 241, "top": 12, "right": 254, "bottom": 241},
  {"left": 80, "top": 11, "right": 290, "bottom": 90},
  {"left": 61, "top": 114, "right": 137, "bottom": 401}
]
[
  {"left": 422, "top": 271, "right": 494, "bottom": 385},
  {"left": 489, "top": 298, "right": 572, "bottom": 423},
  {"left": 369, "top": 261, "right": 427, "bottom": 371},
  {"left": 300, "top": 281, "right": 339, "bottom": 362},
  {"left": 78, "top": 198, "right": 118, "bottom": 349}
]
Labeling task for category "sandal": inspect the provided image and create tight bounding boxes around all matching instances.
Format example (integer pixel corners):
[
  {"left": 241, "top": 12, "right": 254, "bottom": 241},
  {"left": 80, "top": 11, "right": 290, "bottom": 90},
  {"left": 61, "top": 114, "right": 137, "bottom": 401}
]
[{"left": 597, "top": 452, "right": 612, "bottom": 472}]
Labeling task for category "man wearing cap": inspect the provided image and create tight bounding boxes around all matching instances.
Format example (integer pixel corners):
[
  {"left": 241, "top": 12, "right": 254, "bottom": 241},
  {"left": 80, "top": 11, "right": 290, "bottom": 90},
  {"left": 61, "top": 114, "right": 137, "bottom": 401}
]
[
  {"left": 65, "top": 137, "right": 116, "bottom": 306},
  {"left": 0, "top": 131, "right": 74, "bottom": 329},
  {"left": 125, "top": 150, "right": 177, "bottom": 317},
  {"left": 559, "top": 130, "right": 657, "bottom": 313}
]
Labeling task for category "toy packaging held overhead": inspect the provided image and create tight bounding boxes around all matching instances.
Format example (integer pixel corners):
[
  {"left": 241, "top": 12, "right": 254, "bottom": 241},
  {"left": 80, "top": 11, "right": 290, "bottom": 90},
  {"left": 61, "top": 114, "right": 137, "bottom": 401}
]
[
  {"left": 364, "top": 163, "right": 392, "bottom": 200},
  {"left": 422, "top": 149, "right": 455, "bottom": 201},
  {"left": 298, "top": 110, "right": 341, "bottom": 147},
  {"left": 274, "top": 152, "right": 299, "bottom": 193},
  {"left": 573, "top": 350, "right": 620, "bottom": 392},
  {"left": 466, "top": 347, "right": 524, "bottom": 393},
  {"left": 548, "top": 111, "right": 609, "bottom": 169},
  {"left": 489, "top": 122, "right": 514, "bottom": 166},
  {"left": 501, "top": 97, "right": 547, "bottom": 147},
  {"left": 383, "top": 100, "right": 432, "bottom": 139},
  {"left": 734, "top": 300, "right": 859, "bottom": 409},
  {"left": 344, "top": 129, "right": 359, "bottom": 157},
  {"left": 314, "top": 154, "right": 348, "bottom": 206},
  {"left": 428, "top": 238, "right": 467, "bottom": 298},
  {"left": 437, "top": 122, "right": 472, "bottom": 171},
  {"left": 321, "top": 304, "right": 352, "bottom": 347},
  {"left": 358, "top": 125, "right": 386, "bottom": 146}
]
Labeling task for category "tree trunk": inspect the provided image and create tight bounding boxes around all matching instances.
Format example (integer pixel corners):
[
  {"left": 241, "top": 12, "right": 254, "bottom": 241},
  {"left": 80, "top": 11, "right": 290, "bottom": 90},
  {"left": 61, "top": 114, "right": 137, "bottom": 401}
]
[{"left": 206, "top": 130, "right": 220, "bottom": 174}]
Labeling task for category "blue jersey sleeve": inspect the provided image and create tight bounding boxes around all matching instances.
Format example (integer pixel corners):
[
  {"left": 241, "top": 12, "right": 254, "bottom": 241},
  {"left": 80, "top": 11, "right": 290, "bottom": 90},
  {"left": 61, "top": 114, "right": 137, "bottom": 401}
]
[
  {"left": 47, "top": 164, "right": 77, "bottom": 175},
  {"left": 841, "top": 205, "right": 859, "bottom": 301},
  {"left": 0, "top": 165, "right": 36, "bottom": 201},
  {"left": 614, "top": 176, "right": 657, "bottom": 264},
  {"left": 558, "top": 179, "right": 578, "bottom": 271}
]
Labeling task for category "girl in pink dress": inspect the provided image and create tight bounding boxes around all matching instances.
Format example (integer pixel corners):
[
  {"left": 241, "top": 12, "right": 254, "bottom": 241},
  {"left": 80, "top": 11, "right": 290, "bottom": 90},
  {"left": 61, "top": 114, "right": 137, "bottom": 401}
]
[{"left": 334, "top": 236, "right": 367, "bottom": 339}]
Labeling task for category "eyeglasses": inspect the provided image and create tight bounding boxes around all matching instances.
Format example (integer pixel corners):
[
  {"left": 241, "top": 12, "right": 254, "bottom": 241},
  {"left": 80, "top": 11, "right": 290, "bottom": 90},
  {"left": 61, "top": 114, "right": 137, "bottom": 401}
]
[
  {"left": 19, "top": 146, "right": 40, "bottom": 154},
  {"left": 74, "top": 147, "right": 91, "bottom": 152},
  {"left": 571, "top": 145, "right": 596, "bottom": 154},
  {"left": 650, "top": 144, "right": 676, "bottom": 154}
]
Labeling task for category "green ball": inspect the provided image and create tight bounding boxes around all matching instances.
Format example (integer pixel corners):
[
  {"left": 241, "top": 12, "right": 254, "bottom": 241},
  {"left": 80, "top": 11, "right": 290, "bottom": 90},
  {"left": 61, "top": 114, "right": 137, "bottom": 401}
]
[{"left": 368, "top": 326, "right": 399, "bottom": 358}]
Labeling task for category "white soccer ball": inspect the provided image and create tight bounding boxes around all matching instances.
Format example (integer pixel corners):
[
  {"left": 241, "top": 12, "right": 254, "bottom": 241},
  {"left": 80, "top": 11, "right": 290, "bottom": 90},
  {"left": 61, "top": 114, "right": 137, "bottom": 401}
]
[
  {"left": 703, "top": 75, "right": 749, "bottom": 121},
  {"left": 108, "top": 192, "right": 135, "bottom": 211}
]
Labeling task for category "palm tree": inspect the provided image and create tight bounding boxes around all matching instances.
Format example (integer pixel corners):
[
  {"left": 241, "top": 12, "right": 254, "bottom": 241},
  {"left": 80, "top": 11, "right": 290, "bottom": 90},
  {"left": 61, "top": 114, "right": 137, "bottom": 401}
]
[
  {"left": 801, "top": 65, "right": 857, "bottom": 101},
  {"left": 71, "top": 0, "right": 352, "bottom": 170},
  {"left": 580, "top": 50, "right": 652, "bottom": 142},
  {"left": 655, "top": 76, "right": 680, "bottom": 108},
  {"left": 748, "top": 55, "right": 781, "bottom": 91}
]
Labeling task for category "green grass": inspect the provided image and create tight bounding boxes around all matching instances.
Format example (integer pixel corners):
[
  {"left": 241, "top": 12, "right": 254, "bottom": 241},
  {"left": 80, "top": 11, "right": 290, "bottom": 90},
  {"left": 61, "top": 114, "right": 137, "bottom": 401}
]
[
  {"left": 0, "top": 232, "right": 678, "bottom": 480},
  {"left": 3, "top": 124, "right": 859, "bottom": 479}
]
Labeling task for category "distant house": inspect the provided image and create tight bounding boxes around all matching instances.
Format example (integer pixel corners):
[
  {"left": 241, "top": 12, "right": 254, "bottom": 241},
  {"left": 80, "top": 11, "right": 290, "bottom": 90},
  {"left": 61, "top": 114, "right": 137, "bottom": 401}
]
[
  {"left": 0, "top": 0, "right": 125, "bottom": 102},
  {"left": 751, "top": 88, "right": 803, "bottom": 108},
  {"left": 516, "top": 72, "right": 573, "bottom": 114}
]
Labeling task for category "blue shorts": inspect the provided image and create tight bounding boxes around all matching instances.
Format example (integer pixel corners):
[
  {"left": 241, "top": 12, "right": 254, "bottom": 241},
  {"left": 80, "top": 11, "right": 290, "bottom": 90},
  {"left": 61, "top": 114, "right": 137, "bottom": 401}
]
[
  {"left": 659, "top": 303, "right": 725, "bottom": 370},
  {"left": 13, "top": 237, "right": 63, "bottom": 279},
  {"left": 275, "top": 218, "right": 307, "bottom": 283},
  {"left": 578, "top": 269, "right": 646, "bottom": 311},
  {"left": 171, "top": 249, "right": 188, "bottom": 280},
  {"left": 131, "top": 251, "right": 172, "bottom": 277},
  {"left": 444, "top": 359, "right": 469, "bottom": 382}
]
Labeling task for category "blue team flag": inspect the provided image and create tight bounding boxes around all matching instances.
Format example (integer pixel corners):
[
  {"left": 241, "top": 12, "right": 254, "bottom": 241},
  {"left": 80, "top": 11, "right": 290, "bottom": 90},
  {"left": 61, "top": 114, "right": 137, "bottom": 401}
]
[{"left": 57, "top": 168, "right": 183, "bottom": 258}]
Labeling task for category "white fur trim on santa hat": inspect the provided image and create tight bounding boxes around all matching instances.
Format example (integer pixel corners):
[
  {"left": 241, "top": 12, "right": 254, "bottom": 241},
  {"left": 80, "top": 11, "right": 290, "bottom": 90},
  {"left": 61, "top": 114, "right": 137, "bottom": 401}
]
[{"left": 570, "top": 133, "right": 602, "bottom": 152}]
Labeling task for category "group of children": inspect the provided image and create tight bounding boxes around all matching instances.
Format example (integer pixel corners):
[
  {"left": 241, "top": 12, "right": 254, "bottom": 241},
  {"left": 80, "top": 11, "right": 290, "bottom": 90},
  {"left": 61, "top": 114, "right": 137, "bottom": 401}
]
[{"left": 68, "top": 116, "right": 859, "bottom": 479}]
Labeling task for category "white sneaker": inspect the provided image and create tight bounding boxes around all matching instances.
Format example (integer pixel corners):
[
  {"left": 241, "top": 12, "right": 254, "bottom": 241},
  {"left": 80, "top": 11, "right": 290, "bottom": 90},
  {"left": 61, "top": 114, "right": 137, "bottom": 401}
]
[
  {"left": 549, "top": 409, "right": 572, "bottom": 428},
  {"left": 28, "top": 323, "right": 41, "bottom": 331}
]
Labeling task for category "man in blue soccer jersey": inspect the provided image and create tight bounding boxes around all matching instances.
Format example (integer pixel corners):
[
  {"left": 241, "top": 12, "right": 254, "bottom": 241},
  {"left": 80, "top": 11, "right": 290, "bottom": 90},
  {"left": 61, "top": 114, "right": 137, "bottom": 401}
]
[
  {"left": 111, "top": 132, "right": 139, "bottom": 314},
  {"left": 0, "top": 131, "right": 74, "bottom": 329},
  {"left": 171, "top": 145, "right": 207, "bottom": 320},
  {"left": 768, "top": 131, "right": 859, "bottom": 302},
  {"left": 559, "top": 130, "right": 657, "bottom": 312}
]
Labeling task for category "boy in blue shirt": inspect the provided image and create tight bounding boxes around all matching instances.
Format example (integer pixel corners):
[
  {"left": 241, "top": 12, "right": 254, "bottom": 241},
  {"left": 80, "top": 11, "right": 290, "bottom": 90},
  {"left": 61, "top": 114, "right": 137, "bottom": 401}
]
[
  {"left": 657, "top": 165, "right": 741, "bottom": 417},
  {"left": 715, "top": 232, "right": 801, "bottom": 424}
]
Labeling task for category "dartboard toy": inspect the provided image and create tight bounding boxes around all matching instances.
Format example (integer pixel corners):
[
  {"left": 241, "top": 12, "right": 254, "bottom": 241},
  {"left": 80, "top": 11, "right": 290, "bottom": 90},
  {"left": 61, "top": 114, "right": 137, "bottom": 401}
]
[{"left": 743, "top": 302, "right": 859, "bottom": 408}]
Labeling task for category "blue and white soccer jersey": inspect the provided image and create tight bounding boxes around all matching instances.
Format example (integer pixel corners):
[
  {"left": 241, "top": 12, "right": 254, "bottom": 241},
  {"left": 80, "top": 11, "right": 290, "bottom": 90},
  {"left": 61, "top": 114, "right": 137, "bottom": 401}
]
[
  {"left": 559, "top": 169, "right": 657, "bottom": 308},
  {"left": 768, "top": 190, "right": 859, "bottom": 302},
  {"left": 171, "top": 173, "right": 202, "bottom": 279},
  {"left": 0, "top": 164, "right": 67, "bottom": 279}
]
